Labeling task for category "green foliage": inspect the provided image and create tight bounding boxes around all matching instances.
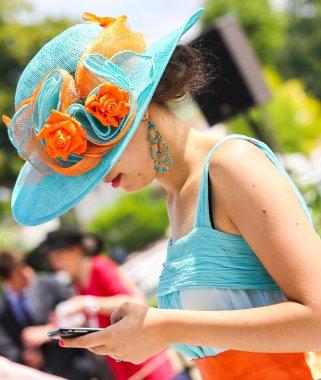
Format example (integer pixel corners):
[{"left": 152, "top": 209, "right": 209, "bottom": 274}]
[
  {"left": 277, "top": 0, "right": 321, "bottom": 100},
  {"left": 0, "top": 199, "right": 11, "bottom": 220},
  {"left": 0, "top": 0, "right": 73, "bottom": 186},
  {"left": 0, "top": 0, "right": 32, "bottom": 24},
  {"left": 89, "top": 187, "right": 169, "bottom": 254},
  {"left": 202, "top": 0, "right": 287, "bottom": 67},
  {"left": 228, "top": 69, "right": 321, "bottom": 154},
  {"left": 302, "top": 184, "right": 321, "bottom": 236},
  {"left": 0, "top": 225, "right": 22, "bottom": 250}
]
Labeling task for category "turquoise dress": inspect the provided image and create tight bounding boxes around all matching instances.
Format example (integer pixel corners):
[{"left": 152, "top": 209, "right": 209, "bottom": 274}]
[{"left": 157, "top": 134, "right": 313, "bottom": 359}]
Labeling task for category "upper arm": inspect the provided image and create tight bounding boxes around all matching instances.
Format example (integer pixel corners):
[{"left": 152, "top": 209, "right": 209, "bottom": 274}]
[{"left": 209, "top": 139, "right": 321, "bottom": 308}]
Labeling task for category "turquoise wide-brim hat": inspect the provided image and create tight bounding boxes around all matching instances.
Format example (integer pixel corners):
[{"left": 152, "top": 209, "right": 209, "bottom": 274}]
[{"left": 5, "top": 8, "right": 204, "bottom": 226}]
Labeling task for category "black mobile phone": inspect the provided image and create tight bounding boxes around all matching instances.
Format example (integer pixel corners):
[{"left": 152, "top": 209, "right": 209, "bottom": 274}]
[{"left": 47, "top": 327, "right": 104, "bottom": 340}]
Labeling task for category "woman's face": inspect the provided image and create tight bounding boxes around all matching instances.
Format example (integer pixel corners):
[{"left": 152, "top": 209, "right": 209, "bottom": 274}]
[
  {"left": 47, "top": 245, "right": 83, "bottom": 279},
  {"left": 103, "top": 120, "right": 156, "bottom": 193}
]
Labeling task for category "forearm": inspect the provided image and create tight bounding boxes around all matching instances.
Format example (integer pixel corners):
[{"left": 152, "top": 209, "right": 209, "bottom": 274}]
[{"left": 163, "top": 301, "right": 321, "bottom": 352}]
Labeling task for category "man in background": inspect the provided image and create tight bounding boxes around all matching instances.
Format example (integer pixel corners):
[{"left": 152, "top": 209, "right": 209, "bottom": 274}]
[{"left": 0, "top": 249, "right": 112, "bottom": 380}]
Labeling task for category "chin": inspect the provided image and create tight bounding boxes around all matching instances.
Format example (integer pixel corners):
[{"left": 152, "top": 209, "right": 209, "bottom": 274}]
[
  {"left": 123, "top": 184, "right": 145, "bottom": 193},
  {"left": 123, "top": 178, "right": 152, "bottom": 193}
]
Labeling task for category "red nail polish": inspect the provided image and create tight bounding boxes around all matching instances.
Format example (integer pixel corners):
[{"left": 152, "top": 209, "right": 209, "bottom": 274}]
[{"left": 59, "top": 340, "right": 65, "bottom": 347}]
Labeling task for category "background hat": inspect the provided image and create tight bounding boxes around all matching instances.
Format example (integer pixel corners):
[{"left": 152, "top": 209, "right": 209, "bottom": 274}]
[
  {"left": 43, "top": 227, "right": 103, "bottom": 255},
  {"left": 26, "top": 227, "right": 103, "bottom": 271},
  {"left": 5, "top": 9, "right": 204, "bottom": 226}
]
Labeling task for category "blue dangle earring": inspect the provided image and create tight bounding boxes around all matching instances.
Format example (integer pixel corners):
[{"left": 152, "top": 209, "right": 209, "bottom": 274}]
[{"left": 146, "top": 117, "right": 174, "bottom": 173}]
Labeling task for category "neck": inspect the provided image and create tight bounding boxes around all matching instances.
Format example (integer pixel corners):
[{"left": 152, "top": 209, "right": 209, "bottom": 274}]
[
  {"left": 5, "top": 283, "right": 25, "bottom": 295},
  {"left": 149, "top": 103, "right": 214, "bottom": 198}
]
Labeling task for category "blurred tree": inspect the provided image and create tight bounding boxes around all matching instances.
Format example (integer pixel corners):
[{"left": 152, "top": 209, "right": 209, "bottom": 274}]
[
  {"left": 229, "top": 68, "right": 321, "bottom": 154},
  {"left": 202, "top": 0, "right": 287, "bottom": 67},
  {"left": 0, "top": 0, "right": 31, "bottom": 22},
  {"left": 89, "top": 187, "right": 169, "bottom": 254},
  {"left": 277, "top": 0, "right": 321, "bottom": 100},
  {"left": 0, "top": 0, "right": 73, "bottom": 186}
]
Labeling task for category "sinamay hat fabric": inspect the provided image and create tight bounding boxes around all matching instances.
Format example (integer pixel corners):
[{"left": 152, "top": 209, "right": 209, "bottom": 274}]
[{"left": 5, "top": 8, "right": 204, "bottom": 226}]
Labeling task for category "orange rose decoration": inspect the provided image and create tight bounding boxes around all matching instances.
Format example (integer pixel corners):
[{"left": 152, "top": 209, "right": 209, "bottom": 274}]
[
  {"left": 37, "top": 110, "right": 87, "bottom": 161},
  {"left": 85, "top": 83, "right": 130, "bottom": 128}
]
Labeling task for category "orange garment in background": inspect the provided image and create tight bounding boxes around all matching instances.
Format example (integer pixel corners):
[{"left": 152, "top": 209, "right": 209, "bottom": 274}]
[{"left": 194, "top": 350, "right": 321, "bottom": 380}]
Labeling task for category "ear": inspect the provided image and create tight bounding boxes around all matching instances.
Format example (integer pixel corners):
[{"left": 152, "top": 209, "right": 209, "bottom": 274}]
[{"left": 142, "top": 110, "right": 150, "bottom": 121}]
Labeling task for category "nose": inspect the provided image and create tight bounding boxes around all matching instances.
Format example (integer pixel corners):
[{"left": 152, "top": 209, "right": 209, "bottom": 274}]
[{"left": 103, "top": 175, "right": 114, "bottom": 184}]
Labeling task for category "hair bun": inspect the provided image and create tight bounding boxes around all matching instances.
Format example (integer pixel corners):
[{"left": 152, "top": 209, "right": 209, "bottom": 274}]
[{"left": 152, "top": 44, "right": 214, "bottom": 105}]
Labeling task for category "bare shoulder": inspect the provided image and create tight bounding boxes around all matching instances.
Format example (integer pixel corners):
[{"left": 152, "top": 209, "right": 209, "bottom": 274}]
[
  {"left": 207, "top": 137, "right": 280, "bottom": 196},
  {"left": 206, "top": 136, "right": 314, "bottom": 241},
  {"left": 208, "top": 137, "right": 271, "bottom": 174}
]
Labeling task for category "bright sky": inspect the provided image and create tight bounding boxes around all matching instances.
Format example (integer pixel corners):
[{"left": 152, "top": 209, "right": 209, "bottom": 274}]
[
  {"left": 19, "top": 0, "right": 289, "bottom": 43},
  {"left": 22, "top": 0, "right": 206, "bottom": 43}
]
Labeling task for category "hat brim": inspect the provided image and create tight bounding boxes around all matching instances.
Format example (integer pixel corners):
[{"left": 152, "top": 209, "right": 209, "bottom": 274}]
[{"left": 12, "top": 9, "right": 204, "bottom": 226}]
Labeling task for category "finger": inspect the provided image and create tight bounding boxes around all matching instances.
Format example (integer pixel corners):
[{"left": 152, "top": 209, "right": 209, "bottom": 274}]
[{"left": 60, "top": 329, "right": 109, "bottom": 349}]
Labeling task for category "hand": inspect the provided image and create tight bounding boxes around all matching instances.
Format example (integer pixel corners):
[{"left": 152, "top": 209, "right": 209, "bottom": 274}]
[
  {"left": 61, "top": 302, "right": 172, "bottom": 364},
  {"left": 57, "top": 296, "right": 100, "bottom": 315},
  {"left": 55, "top": 298, "right": 87, "bottom": 327},
  {"left": 21, "top": 325, "right": 52, "bottom": 348},
  {"left": 61, "top": 296, "right": 86, "bottom": 315}
]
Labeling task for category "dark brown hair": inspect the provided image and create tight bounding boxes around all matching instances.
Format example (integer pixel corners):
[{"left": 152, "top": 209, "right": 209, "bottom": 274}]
[
  {"left": 152, "top": 43, "right": 215, "bottom": 105},
  {"left": 0, "top": 250, "right": 25, "bottom": 281},
  {"left": 43, "top": 227, "right": 103, "bottom": 257}
]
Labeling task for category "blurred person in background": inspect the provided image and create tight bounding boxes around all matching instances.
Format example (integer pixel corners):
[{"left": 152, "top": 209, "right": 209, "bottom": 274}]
[
  {"left": 40, "top": 227, "right": 178, "bottom": 380},
  {"left": 0, "top": 249, "right": 110, "bottom": 380}
]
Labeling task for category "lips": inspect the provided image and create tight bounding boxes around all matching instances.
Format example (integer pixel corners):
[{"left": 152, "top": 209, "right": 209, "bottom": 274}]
[
  {"left": 103, "top": 173, "right": 122, "bottom": 188},
  {"left": 111, "top": 173, "right": 122, "bottom": 188}
]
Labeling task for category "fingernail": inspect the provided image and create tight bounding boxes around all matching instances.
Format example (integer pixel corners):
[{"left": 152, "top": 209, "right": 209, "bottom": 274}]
[{"left": 59, "top": 340, "right": 65, "bottom": 347}]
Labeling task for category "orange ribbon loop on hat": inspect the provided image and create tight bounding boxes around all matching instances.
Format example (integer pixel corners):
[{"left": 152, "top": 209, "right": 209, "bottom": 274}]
[
  {"left": 2, "top": 115, "right": 11, "bottom": 127},
  {"left": 76, "top": 12, "right": 146, "bottom": 98},
  {"left": 82, "top": 12, "right": 127, "bottom": 27}
]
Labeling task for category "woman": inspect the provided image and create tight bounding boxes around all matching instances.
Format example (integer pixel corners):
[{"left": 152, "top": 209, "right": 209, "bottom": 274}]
[
  {"left": 3, "top": 7, "right": 321, "bottom": 380},
  {"left": 42, "top": 228, "right": 177, "bottom": 380}
]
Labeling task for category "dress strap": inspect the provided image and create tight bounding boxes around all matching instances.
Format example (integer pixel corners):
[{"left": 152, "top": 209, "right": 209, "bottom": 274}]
[{"left": 194, "top": 134, "right": 313, "bottom": 228}]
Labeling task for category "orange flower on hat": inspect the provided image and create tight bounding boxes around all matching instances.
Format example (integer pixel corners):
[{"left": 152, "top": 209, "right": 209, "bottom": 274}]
[
  {"left": 85, "top": 83, "right": 130, "bottom": 128},
  {"left": 37, "top": 110, "right": 87, "bottom": 161}
]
